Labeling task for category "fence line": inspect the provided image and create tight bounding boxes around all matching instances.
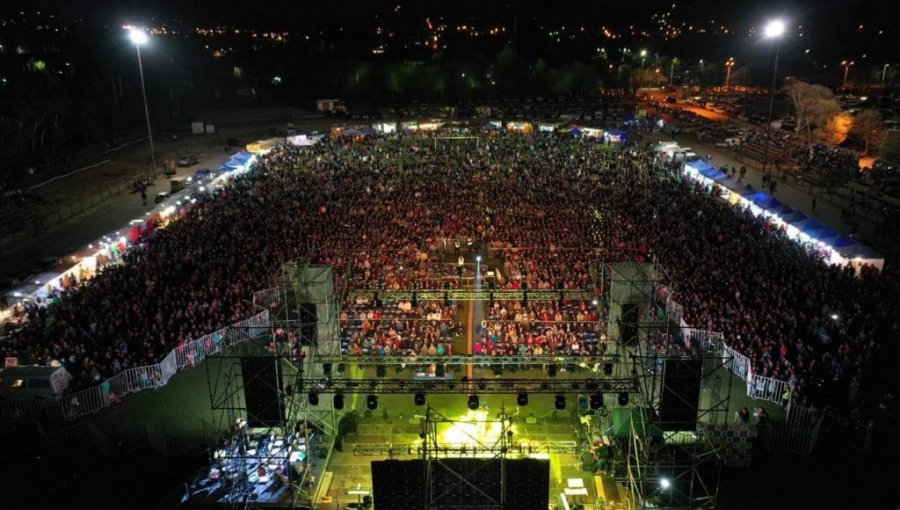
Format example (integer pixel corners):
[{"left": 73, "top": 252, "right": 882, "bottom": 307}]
[{"left": 0, "top": 310, "right": 270, "bottom": 423}]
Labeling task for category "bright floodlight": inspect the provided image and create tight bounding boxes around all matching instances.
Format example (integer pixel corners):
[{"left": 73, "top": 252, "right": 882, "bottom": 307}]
[
  {"left": 640, "top": 49, "right": 648, "bottom": 57},
  {"left": 764, "top": 19, "right": 785, "bottom": 38},
  {"left": 660, "top": 478, "right": 671, "bottom": 490},
  {"left": 128, "top": 28, "right": 149, "bottom": 46},
  {"left": 475, "top": 255, "right": 482, "bottom": 263}
]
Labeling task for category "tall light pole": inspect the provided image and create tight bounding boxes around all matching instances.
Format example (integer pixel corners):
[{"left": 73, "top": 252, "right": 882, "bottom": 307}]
[
  {"left": 128, "top": 27, "right": 157, "bottom": 177},
  {"left": 725, "top": 57, "right": 736, "bottom": 89},
  {"left": 669, "top": 57, "right": 679, "bottom": 85},
  {"left": 882, "top": 63, "right": 891, "bottom": 84},
  {"left": 840, "top": 60, "right": 854, "bottom": 89},
  {"left": 640, "top": 49, "right": 648, "bottom": 68},
  {"left": 761, "top": 19, "right": 785, "bottom": 177}
]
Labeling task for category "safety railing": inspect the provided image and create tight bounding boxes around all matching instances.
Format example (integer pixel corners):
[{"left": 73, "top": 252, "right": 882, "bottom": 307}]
[
  {"left": 0, "top": 310, "right": 270, "bottom": 423},
  {"left": 252, "top": 287, "right": 281, "bottom": 310},
  {"left": 670, "top": 299, "right": 790, "bottom": 406}
]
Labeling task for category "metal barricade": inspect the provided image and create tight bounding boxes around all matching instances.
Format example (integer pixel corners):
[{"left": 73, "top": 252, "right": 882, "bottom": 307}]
[
  {"left": 746, "top": 373, "right": 787, "bottom": 405},
  {"left": 0, "top": 310, "right": 271, "bottom": 424}
]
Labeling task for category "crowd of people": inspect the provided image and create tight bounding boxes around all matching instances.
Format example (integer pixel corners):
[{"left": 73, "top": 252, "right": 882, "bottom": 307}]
[
  {"left": 797, "top": 143, "right": 860, "bottom": 185},
  {"left": 340, "top": 301, "right": 461, "bottom": 357},
  {"left": 477, "top": 300, "right": 607, "bottom": 357},
  {"left": 2, "top": 129, "right": 897, "bottom": 420}
]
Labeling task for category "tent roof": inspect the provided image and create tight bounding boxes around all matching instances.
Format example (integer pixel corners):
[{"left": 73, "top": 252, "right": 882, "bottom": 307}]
[{"left": 837, "top": 242, "right": 883, "bottom": 260}]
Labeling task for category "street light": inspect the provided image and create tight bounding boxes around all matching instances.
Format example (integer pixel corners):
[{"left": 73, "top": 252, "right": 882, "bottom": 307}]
[
  {"left": 761, "top": 19, "right": 786, "bottom": 178},
  {"left": 724, "top": 58, "right": 736, "bottom": 89},
  {"left": 127, "top": 27, "right": 157, "bottom": 177},
  {"left": 882, "top": 63, "right": 891, "bottom": 84},
  {"left": 640, "top": 49, "right": 648, "bottom": 68},
  {"left": 841, "top": 60, "right": 855, "bottom": 89}
]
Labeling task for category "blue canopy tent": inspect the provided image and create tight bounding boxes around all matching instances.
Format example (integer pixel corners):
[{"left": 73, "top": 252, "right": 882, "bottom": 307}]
[
  {"left": 752, "top": 194, "right": 783, "bottom": 211},
  {"left": 771, "top": 204, "right": 796, "bottom": 216},
  {"left": 606, "top": 128, "right": 628, "bottom": 142},
  {"left": 780, "top": 210, "right": 807, "bottom": 224},
  {"left": 790, "top": 218, "right": 825, "bottom": 232},
  {"left": 804, "top": 226, "right": 841, "bottom": 242},
  {"left": 837, "top": 243, "right": 882, "bottom": 260},
  {"left": 482, "top": 121, "right": 502, "bottom": 130},
  {"left": 697, "top": 166, "right": 728, "bottom": 180},
  {"left": 230, "top": 150, "right": 252, "bottom": 164},
  {"left": 567, "top": 127, "right": 583, "bottom": 137},
  {"left": 687, "top": 160, "right": 715, "bottom": 173},
  {"left": 827, "top": 235, "right": 857, "bottom": 249}
]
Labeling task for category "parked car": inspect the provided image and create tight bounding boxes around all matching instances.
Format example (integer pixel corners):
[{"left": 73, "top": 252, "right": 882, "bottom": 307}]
[
  {"left": 155, "top": 191, "right": 170, "bottom": 204},
  {"left": 177, "top": 155, "right": 199, "bottom": 167}
]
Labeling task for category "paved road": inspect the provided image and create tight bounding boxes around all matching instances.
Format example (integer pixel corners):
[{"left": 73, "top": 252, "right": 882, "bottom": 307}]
[
  {"left": 648, "top": 131, "right": 881, "bottom": 249},
  {"left": 0, "top": 116, "right": 338, "bottom": 282}
]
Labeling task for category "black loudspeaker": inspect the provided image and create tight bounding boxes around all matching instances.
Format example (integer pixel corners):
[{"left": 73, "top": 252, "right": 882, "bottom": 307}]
[
  {"left": 376, "top": 365, "right": 386, "bottom": 378},
  {"left": 621, "top": 303, "right": 639, "bottom": 345},
  {"left": 333, "top": 393, "right": 345, "bottom": 410},
  {"left": 590, "top": 393, "right": 604, "bottom": 410},
  {"left": 240, "top": 356, "right": 284, "bottom": 427},
  {"left": 412, "top": 292, "right": 418, "bottom": 308},
  {"left": 517, "top": 392, "right": 529, "bottom": 406},
  {"left": 323, "top": 363, "right": 333, "bottom": 376},
  {"left": 603, "top": 363, "right": 614, "bottom": 375},
  {"left": 618, "top": 392, "right": 630, "bottom": 406},
  {"left": 547, "top": 364, "right": 558, "bottom": 377},
  {"left": 367, "top": 395, "right": 378, "bottom": 410},
  {"left": 372, "top": 459, "right": 548, "bottom": 510},
  {"left": 308, "top": 392, "right": 319, "bottom": 406},
  {"left": 414, "top": 393, "right": 426, "bottom": 406},
  {"left": 468, "top": 394, "right": 479, "bottom": 410},
  {"left": 505, "top": 459, "right": 550, "bottom": 509},
  {"left": 299, "top": 303, "right": 318, "bottom": 345},
  {"left": 435, "top": 364, "right": 445, "bottom": 378},
  {"left": 372, "top": 460, "right": 425, "bottom": 509},
  {"left": 659, "top": 358, "right": 703, "bottom": 431},
  {"left": 555, "top": 394, "right": 566, "bottom": 410}
]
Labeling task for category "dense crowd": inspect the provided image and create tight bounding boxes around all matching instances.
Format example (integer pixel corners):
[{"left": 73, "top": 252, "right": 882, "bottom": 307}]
[
  {"left": 797, "top": 143, "right": 859, "bottom": 185},
  {"left": 2, "top": 131, "right": 897, "bottom": 418}
]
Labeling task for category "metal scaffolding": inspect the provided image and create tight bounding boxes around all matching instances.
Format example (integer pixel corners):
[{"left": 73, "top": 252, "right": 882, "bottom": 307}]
[
  {"left": 602, "top": 261, "right": 731, "bottom": 510},
  {"left": 203, "top": 261, "right": 342, "bottom": 508}
]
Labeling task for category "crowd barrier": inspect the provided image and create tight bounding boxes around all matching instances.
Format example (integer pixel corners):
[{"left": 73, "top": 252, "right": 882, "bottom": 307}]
[
  {"left": 0, "top": 310, "right": 270, "bottom": 423},
  {"left": 672, "top": 299, "right": 789, "bottom": 406}
]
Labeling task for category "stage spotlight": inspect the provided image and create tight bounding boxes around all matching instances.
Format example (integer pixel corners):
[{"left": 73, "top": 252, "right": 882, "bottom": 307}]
[
  {"left": 660, "top": 478, "right": 671, "bottom": 490},
  {"left": 590, "top": 393, "right": 604, "bottom": 410},
  {"left": 555, "top": 394, "right": 566, "bottom": 410},
  {"left": 475, "top": 255, "right": 482, "bottom": 263},
  {"left": 376, "top": 365, "right": 386, "bottom": 378},
  {"left": 333, "top": 393, "right": 345, "bottom": 410},
  {"left": 603, "top": 363, "right": 614, "bottom": 375},
  {"left": 548, "top": 364, "right": 558, "bottom": 377},
  {"left": 468, "top": 394, "right": 480, "bottom": 410},
  {"left": 414, "top": 392, "right": 426, "bottom": 406},
  {"left": 517, "top": 392, "right": 529, "bottom": 406},
  {"left": 367, "top": 394, "right": 378, "bottom": 410},
  {"left": 618, "top": 392, "right": 630, "bottom": 406},
  {"left": 308, "top": 392, "right": 319, "bottom": 406}
]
